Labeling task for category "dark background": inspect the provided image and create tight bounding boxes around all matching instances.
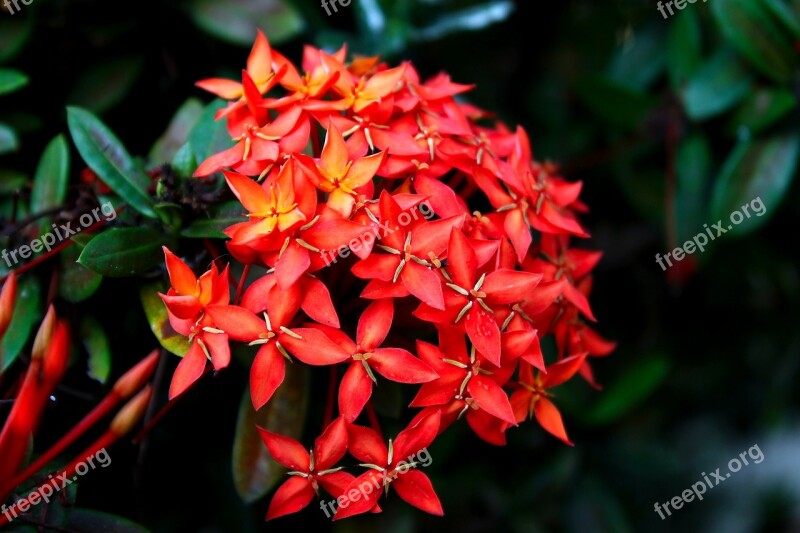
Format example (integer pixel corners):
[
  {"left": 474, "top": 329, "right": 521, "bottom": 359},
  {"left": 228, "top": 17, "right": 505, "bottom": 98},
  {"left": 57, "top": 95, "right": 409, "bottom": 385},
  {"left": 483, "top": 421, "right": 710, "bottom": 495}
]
[{"left": 1, "top": 0, "right": 799, "bottom": 531}]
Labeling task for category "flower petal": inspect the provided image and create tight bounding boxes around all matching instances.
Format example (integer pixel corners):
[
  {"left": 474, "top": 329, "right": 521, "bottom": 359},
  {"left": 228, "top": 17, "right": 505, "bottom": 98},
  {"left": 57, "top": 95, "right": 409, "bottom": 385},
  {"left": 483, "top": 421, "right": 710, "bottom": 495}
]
[
  {"left": 392, "top": 469, "right": 444, "bottom": 516},
  {"left": 467, "top": 376, "right": 517, "bottom": 425},
  {"left": 168, "top": 340, "right": 206, "bottom": 400},
  {"left": 280, "top": 328, "right": 351, "bottom": 365},
  {"left": 251, "top": 343, "right": 286, "bottom": 410},
  {"left": 370, "top": 348, "right": 439, "bottom": 384},
  {"left": 392, "top": 410, "right": 440, "bottom": 462},
  {"left": 534, "top": 396, "right": 573, "bottom": 446},
  {"left": 356, "top": 298, "right": 393, "bottom": 350},
  {"left": 162, "top": 247, "right": 197, "bottom": 296},
  {"left": 346, "top": 423, "right": 388, "bottom": 466},
  {"left": 265, "top": 477, "right": 315, "bottom": 521},
  {"left": 257, "top": 428, "right": 310, "bottom": 471},
  {"left": 338, "top": 363, "right": 373, "bottom": 423}
]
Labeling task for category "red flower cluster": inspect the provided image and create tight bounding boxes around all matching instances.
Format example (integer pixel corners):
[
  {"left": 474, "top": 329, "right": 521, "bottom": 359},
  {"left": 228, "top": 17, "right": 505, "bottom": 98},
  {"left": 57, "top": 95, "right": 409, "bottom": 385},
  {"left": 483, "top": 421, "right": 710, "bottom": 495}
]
[{"left": 159, "top": 31, "right": 614, "bottom": 520}]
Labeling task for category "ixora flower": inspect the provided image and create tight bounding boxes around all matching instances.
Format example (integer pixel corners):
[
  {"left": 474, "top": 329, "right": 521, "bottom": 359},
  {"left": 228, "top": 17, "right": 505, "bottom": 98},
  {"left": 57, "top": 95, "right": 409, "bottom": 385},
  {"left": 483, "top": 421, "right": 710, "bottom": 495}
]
[{"left": 159, "top": 29, "right": 615, "bottom": 521}]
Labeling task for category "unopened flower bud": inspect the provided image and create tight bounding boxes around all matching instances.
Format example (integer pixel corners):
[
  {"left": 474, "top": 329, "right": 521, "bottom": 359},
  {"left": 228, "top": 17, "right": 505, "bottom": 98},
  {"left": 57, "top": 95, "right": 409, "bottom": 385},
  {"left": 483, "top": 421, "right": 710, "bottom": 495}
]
[
  {"left": 110, "top": 386, "right": 152, "bottom": 437},
  {"left": 113, "top": 349, "right": 160, "bottom": 399},
  {"left": 31, "top": 306, "right": 57, "bottom": 362},
  {"left": 0, "top": 272, "right": 17, "bottom": 339}
]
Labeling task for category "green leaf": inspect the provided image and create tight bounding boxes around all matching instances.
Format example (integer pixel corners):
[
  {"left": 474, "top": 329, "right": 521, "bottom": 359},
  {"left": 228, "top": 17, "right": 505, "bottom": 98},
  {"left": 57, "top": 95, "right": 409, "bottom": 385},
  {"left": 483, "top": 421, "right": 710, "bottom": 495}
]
[
  {"left": 188, "top": 100, "right": 231, "bottom": 167},
  {"left": 712, "top": 0, "right": 796, "bottom": 84},
  {"left": 675, "top": 135, "right": 712, "bottom": 244},
  {"left": 59, "top": 242, "right": 102, "bottom": 303},
  {"left": 171, "top": 142, "right": 197, "bottom": 178},
  {"left": 710, "top": 133, "right": 799, "bottom": 236},
  {"left": 729, "top": 88, "right": 797, "bottom": 134},
  {"left": 680, "top": 49, "right": 753, "bottom": 121},
  {"left": 0, "top": 169, "right": 26, "bottom": 194},
  {"left": 31, "top": 135, "right": 70, "bottom": 233},
  {"left": 80, "top": 316, "right": 111, "bottom": 384},
  {"left": 608, "top": 24, "right": 666, "bottom": 91},
  {"left": 762, "top": 0, "right": 800, "bottom": 38},
  {"left": 0, "top": 69, "right": 28, "bottom": 96},
  {"left": 182, "top": 201, "right": 246, "bottom": 238},
  {"left": 140, "top": 282, "right": 191, "bottom": 357},
  {"left": 154, "top": 203, "right": 184, "bottom": 232},
  {"left": 666, "top": 8, "right": 702, "bottom": 90},
  {"left": 0, "top": 18, "right": 34, "bottom": 63},
  {"left": 0, "top": 276, "right": 42, "bottom": 373},
  {"left": 78, "top": 228, "right": 167, "bottom": 277},
  {"left": 67, "top": 107, "right": 156, "bottom": 218},
  {"left": 190, "top": 0, "right": 305, "bottom": 46},
  {"left": 586, "top": 355, "right": 670, "bottom": 425},
  {"left": 67, "top": 57, "right": 145, "bottom": 114},
  {"left": 0, "top": 123, "right": 19, "bottom": 155},
  {"left": 149, "top": 98, "right": 205, "bottom": 165},
  {"left": 233, "top": 363, "right": 309, "bottom": 503},
  {"left": 412, "top": 1, "right": 514, "bottom": 42},
  {"left": 65, "top": 509, "right": 149, "bottom": 533},
  {"left": 573, "top": 76, "right": 656, "bottom": 130}
]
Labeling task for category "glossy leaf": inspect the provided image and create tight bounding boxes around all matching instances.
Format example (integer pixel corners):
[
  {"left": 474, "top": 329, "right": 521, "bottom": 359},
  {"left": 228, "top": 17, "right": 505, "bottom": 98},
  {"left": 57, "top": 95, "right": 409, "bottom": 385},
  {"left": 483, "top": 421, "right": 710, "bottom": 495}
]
[
  {"left": 233, "top": 363, "right": 309, "bottom": 503},
  {"left": 59, "top": 239, "right": 103, "bottom": 303},
  {"left": 67, "top": 57, "right": 145, "bottom": 114},
  {"left": 412, "top": 1, "right": 514, "bottom": 42},
  {"left": 181, "top": 201, "right": 246, "bottom": 238},
  {"left": 729, "top": 88, "right": 797, "bottom": 135},
  {"left": 140, "top": 282, "right": 191, "bottom": 357},
  {"left": 675, "top": 135, "right": 711, "bottom": 244},
  {"left": 0, "top": 169, "right": 26, "bottom": 194},
  {"left": 680, "top": 49, "right": 752, "bottom": 121},
  {"left": 188, "top": 100, "right": 231, "bottom": 165},
  {"left": 608, "top": 23, "right": 666, "bottom": 90},
  {"left": 712, "top": 0, "right": 796, "bottom": 84},
  {"left": 762, "top": 0, "right": 800, "bottom": 37},
  {"left": 0, "top": 18, "right": 33, "bottom": 63},
  {"left": 666, "top": 9, "right": 702, "bottom": 89},
  {"left": 31, "top": 135, "right": 70, "bottom": 233},
  {"left": 78, "top": 228, "right": 167, "bottom": 277},
  {"left": 149, "top": 98, "right": 205, "bottom": 164},
  {"left": 154, "top": 203, "right": 185, "bottom": 232},
  {"left": 586, "top": 355, "right": 670, "bottom": 425},
  {"left": 81, "top": 316, "right": 111, "bottom": 384},
  {"left": 171, "top": 142, "right": 197, "bottom": 177},
  {"left": 574, "top": 76, "right": 656, "bottom": 130},
  {"left": 710, "top": 133, "right": 799, "bottom": 236},
  {"left": 67, "top": 107, "right": 156, "bottom": 218},
  {"left": 191, "top": 0, "right": 304, "bottom": 46},
  {"left": 0, "top": 276, "right": 42, "bottom": 373},
  {"left": 0, "top": 69, "right": 28, "bottom": 96},
  {"left": 0, "top": 123, "right": 19, "bottom": 155}
]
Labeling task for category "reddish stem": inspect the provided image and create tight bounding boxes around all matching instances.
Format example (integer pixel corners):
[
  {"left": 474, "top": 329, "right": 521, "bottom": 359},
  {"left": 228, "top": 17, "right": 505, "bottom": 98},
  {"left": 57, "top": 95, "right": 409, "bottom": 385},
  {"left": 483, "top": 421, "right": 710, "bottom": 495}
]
[
  {"left": 0, "top": 431, "right": 117, "bottom": 528},
  {"left": 4, "top": 395, "right": 118, "bottom": 494},
  {"left": 365, "top": 401, "right": 383, "bottom": 440},
  {"left": 323, "top": 365, "right": 337, "bottom": 429},
  {"left": 234, "top": 264, "right": 251, "bottom": 305},
  {"left": 0, "top": 216, "right": 110, "bottom": 285}
]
